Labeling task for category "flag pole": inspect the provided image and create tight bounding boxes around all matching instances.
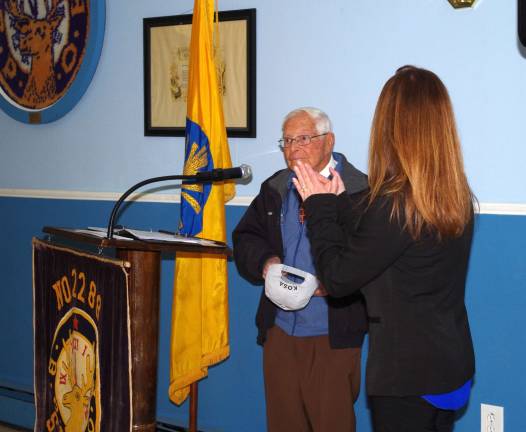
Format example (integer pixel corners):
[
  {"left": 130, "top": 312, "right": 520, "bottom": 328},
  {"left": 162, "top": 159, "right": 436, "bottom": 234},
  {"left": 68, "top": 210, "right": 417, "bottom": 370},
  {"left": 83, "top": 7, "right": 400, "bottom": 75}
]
[{"left": 189, "top": 382, "right": 198, "bottom": 432}]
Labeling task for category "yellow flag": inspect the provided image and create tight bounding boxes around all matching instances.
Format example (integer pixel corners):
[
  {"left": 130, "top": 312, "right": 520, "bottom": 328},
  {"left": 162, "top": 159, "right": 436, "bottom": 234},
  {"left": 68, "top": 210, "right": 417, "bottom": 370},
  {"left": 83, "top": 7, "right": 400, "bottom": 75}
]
[{"left": 169, "top": 0, "right": 235, "bottom": 405}]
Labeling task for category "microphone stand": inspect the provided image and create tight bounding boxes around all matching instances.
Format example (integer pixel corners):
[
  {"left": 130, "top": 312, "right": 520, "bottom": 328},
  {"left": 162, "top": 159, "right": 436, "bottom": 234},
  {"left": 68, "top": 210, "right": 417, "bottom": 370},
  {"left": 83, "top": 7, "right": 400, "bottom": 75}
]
[{"left": 107, "top": 174, "right": 199, "bottom": 239}]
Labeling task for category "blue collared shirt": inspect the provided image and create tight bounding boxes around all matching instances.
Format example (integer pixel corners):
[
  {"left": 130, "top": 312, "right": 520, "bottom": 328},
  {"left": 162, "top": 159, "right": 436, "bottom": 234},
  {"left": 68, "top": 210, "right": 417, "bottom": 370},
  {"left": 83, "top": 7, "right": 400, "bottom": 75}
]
[{"left": 274, "top": 155, "right": 341, "bottom": 337}]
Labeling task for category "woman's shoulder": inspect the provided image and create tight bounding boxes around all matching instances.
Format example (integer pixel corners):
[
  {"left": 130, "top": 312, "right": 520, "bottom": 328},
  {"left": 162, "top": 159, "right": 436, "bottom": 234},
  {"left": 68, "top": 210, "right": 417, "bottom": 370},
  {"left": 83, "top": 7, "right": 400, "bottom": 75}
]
[{"left": 345, "top": 189, "right": 393, "bottom": 215}]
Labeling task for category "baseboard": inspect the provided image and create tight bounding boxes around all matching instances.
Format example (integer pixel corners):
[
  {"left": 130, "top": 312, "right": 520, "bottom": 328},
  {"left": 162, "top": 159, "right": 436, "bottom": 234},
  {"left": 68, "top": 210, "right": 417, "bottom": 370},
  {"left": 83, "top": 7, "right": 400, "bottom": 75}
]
[
  {"left": 0, "top": 394, "right": 34, "bottom": 430},
  {"left": 157, "top": 421, "right": 205, "bottom": 432}
]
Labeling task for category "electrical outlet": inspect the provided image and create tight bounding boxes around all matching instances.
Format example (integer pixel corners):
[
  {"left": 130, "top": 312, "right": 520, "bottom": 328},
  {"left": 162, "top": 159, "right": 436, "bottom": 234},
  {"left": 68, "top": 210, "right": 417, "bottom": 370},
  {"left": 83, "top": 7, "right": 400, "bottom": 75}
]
[{"left": 481, "top": 403, "right": 504, "bottom": 432}]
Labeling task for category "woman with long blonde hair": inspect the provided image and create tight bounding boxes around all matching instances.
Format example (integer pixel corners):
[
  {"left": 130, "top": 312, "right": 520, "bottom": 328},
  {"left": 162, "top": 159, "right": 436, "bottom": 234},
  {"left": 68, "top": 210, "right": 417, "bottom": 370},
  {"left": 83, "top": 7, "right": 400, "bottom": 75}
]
[{"left": 293, "top": 66, "right": 475, "bottom": 431}]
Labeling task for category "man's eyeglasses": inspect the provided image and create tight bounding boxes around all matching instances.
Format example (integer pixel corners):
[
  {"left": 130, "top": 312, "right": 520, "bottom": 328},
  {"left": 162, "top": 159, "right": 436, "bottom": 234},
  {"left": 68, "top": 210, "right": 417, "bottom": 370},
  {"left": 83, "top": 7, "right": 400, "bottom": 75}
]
[{"left": 278, "top": 133, "right": 328, "bottom": 150}]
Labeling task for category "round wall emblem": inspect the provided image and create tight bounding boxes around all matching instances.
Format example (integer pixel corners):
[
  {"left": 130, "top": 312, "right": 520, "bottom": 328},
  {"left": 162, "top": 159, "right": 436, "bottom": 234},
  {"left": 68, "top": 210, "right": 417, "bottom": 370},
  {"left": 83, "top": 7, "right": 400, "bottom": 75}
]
[{"left": 0, "top": 0, "right": 105, "bottom": 123}]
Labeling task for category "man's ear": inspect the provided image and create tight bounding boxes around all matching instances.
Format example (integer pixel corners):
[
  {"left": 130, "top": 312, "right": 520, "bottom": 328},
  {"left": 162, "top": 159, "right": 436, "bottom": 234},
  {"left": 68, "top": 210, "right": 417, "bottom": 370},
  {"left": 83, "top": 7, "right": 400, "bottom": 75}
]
[{"left": 327, "top": 132, "right": 336, "bottom": 152}]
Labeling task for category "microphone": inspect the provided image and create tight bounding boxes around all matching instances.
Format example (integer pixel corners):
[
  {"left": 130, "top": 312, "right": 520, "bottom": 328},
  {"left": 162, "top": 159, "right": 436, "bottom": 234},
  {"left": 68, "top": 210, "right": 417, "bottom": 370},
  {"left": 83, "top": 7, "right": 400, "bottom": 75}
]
[
  {"left": 194, "top": 164, "right": 252, "bottom": 182},
  {"left": 106, "top": 164, "right": 252, "bottom": 238}
]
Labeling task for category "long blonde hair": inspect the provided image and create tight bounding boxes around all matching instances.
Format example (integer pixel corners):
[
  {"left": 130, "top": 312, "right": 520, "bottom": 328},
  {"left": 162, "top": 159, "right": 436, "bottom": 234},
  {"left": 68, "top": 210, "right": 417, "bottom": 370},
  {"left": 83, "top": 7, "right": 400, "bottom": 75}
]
[{"left": 368, "top": 66, "right": 473, "bottom": 239}]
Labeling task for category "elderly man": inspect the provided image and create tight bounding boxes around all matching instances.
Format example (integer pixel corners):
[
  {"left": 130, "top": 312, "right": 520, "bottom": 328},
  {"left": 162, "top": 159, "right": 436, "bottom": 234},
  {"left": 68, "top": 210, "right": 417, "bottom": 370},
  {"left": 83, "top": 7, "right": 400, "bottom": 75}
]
[{"left": 233, "top": 107, "right": 368, "bottom": 432}]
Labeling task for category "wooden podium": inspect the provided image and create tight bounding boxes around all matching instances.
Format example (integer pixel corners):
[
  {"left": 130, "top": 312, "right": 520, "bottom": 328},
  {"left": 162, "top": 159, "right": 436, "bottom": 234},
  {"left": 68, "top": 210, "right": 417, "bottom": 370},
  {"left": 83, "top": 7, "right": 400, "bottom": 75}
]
[{"left": 42, "top": 226, "right": 230, "bottom": 432}]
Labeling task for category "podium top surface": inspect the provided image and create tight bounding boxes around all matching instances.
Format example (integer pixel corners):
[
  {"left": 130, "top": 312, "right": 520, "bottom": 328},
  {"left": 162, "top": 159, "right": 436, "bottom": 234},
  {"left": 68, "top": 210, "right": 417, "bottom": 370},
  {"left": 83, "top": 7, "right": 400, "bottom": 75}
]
[{"left": 43, "top": 226, "right": 232, "bottom": 256}]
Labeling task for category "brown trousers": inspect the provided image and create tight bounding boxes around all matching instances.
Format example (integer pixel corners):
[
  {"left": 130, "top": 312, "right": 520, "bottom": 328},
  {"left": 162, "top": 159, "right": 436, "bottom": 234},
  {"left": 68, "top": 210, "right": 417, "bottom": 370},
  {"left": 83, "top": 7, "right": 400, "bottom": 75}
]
[{"left": 263, "top": 326, "right": 362, "bottom": 432}]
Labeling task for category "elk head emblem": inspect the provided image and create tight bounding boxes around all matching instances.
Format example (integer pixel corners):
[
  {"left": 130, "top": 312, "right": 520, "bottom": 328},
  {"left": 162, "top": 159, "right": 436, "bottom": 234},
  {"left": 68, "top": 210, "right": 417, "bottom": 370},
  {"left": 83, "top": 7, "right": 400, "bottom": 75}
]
[
  {"left": 4, "top": 0, "right": 65, "bottom": 105},
  {"left": 61, "top": 338, "right": 95, "bottom": 432}
]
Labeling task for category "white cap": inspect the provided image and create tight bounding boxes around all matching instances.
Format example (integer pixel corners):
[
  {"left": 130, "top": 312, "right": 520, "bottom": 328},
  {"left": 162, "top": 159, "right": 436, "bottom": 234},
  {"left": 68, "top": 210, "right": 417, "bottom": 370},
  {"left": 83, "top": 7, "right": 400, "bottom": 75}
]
[{"left": 264, "top": 264, "right": 319, "bottom": 311}]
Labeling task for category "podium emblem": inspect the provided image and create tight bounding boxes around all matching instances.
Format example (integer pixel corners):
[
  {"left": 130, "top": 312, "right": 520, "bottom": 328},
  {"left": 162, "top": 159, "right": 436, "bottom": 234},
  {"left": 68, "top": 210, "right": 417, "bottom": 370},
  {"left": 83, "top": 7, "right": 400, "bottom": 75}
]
[{"left": 47, "top": 308, "right": 101, "bottom": 432}]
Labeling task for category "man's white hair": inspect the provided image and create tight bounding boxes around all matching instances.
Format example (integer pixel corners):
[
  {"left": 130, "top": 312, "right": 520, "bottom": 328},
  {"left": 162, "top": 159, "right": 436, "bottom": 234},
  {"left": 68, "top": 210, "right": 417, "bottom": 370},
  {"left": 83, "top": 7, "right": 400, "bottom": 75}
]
[{"left": 282, "top": 107, "right": 333, "bottom": 134}]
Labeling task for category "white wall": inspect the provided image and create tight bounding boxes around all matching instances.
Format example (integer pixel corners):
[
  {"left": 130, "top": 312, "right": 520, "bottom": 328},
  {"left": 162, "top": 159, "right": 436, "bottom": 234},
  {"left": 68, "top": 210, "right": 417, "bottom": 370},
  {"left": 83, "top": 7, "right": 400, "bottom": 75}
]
[{"left": 1, "top": 0, "right": 525, "bottom": 203}]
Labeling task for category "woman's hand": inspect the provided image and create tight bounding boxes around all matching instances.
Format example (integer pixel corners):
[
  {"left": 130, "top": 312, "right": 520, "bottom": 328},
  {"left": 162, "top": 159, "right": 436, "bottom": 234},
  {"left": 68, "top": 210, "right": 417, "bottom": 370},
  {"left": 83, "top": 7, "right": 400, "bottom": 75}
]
[
  {"left": 328, "top": 167, "right": 346, "bottom": 195},
  {"left": 292, "top": 162, "right": 346, "bottom": 201}
]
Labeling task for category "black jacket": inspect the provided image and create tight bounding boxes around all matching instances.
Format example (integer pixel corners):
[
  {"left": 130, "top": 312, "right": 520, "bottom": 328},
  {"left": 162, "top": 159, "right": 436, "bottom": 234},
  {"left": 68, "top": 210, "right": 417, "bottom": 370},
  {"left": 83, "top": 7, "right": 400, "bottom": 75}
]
[
  {"left": 304, "top": 191, "right": 475, "bottom": 396},
  {"left": 232, "top": 154, "right": 369, "bottom": 348}
]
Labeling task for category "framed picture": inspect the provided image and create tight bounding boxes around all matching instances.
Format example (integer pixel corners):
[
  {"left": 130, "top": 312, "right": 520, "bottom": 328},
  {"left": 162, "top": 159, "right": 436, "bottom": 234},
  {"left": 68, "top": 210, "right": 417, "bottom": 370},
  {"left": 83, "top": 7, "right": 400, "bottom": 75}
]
[{"left": 143, "top": 8, "right": 256, "bottom": 138}]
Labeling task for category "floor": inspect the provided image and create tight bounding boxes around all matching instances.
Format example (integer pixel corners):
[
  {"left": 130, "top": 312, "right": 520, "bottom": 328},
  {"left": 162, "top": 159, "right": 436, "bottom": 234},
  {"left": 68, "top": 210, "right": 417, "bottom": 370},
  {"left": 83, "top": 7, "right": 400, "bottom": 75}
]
[
  {"left": 0, "top": 421, "right": 189, "bottom": 431},
  {"left": 0, "top": 422, "right": 189, "bottom": 431},
  {"left": 0, "top": 424, "right": 28, "bottom": 432}
]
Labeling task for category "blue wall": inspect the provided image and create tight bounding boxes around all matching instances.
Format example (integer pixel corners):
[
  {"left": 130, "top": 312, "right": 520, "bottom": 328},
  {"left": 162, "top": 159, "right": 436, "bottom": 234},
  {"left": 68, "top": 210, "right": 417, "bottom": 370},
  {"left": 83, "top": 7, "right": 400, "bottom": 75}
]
[
  {"left": 1, "top": 0, "right": 526, "bottom": 202},
  {"left": 1, "top": 197, "right": 525, "bottom": 431},
  {"left": 1, "top": 0, "right": 526, "bottom": 430}
]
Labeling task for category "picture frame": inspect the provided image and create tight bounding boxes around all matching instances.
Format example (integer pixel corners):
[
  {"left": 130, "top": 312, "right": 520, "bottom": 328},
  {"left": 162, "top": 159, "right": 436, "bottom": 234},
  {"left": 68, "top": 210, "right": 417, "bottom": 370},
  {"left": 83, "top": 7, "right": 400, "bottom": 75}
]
[{"left": 143, "top": 8, "right": 256, "bottom": 138}]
